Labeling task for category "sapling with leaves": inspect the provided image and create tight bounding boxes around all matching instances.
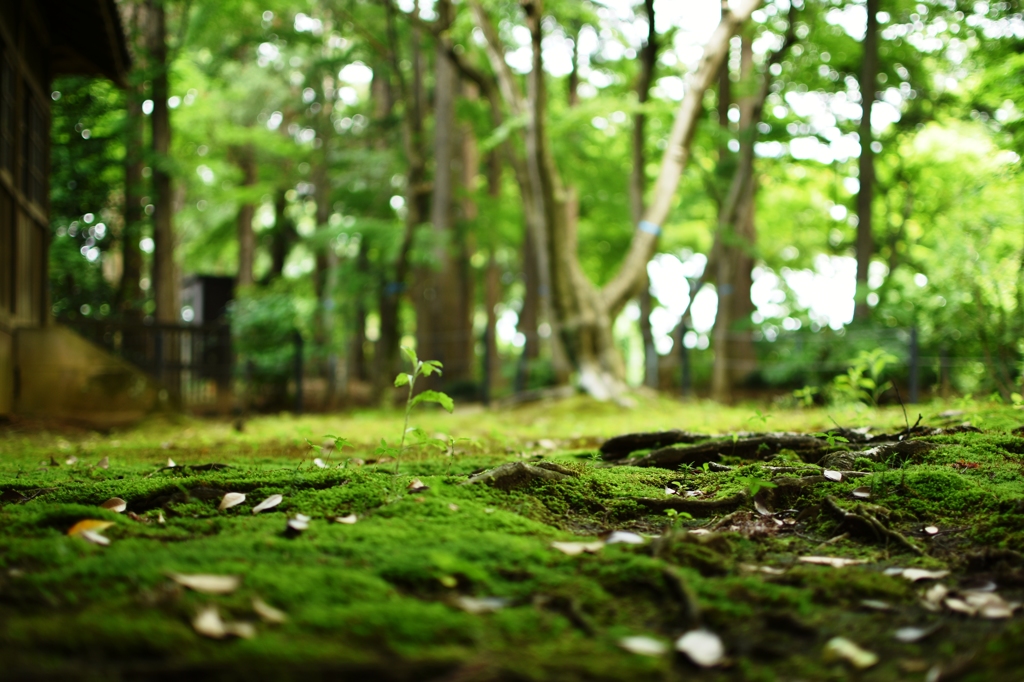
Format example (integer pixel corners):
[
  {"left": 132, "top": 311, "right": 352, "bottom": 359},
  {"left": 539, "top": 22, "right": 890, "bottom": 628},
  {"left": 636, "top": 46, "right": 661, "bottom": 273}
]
[{"left": 391, "top": 346, "right": 454, "bottom": 473}]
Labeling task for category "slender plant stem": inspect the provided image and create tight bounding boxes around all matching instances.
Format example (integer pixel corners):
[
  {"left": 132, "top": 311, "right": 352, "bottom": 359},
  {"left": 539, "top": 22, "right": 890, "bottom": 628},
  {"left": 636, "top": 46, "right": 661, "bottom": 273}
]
[{"left": 397, "top": 368, "right": 416, "bottom": 474}]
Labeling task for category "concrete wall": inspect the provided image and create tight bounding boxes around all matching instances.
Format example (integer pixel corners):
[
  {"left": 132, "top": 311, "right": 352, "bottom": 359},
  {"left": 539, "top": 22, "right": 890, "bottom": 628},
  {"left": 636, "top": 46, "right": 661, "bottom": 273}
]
[{"left": 14, "top": 325, "right": 157, "bottom": 427}]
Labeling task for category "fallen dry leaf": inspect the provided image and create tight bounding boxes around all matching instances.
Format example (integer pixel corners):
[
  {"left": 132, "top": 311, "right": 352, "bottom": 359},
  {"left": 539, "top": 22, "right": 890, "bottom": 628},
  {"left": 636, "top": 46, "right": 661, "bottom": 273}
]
[
  {"left": 251, "top": 494, "right": 283, "bottom": 515},
  {"left": 823, "top": 469, "right": 843, "bottom": 482},
  {"left": 550, "top": 541, "right": 604, "bottom": 556},
  {"left": 754, "top": 499, "right": 773, "bottom": 516},
  {"left": 334, "top": 514, "right": 358, "bottom": 524},
  {"left": 675, "top": 629, "right": 725, "bottom": 667},
  {"left": 665, "top": 487, "right": 676, "bottom": 495},
  {"left": 923, "top": 583, "right": 949, "bottom": 606},
  {"left": 740, "top": 564, "right": 786, "bottom": 576},
  {"left": 287, "top": 513, "right": 311, "bottom": 531},
  {"left": 605, "top": 531, "right": 645, "bottom": 545},
  {"left": 218, "top": 492, "right": 246, "bottom": 511},
  {"left": 798, "top": 556, "right": 868, "bottom": 568},
  {"left": 894, "top": 623, "right": 941, "bottom": 643},
  {"left": 97, "top": 456, "right": 110, "bottom": 470},
  {"left": 252, "top": 597, "right": 287, "bottom": 624},
  {"left": 860, "top": 599, "right": 893, "bottom": 611},
  {"left": 407, "top": 479, "right": 428, "bottom": 492},
  {"left": 619, "top": 635, "right": 668, "bottom": 657},
  {"left": 78, "top": 530, "right": 111, "bottom": 546},
  {"left": 900, "top": 568, "right": 950, "bottom": 582},
  {"left": 944, "top": 597, "right": 975, "bottom": 615},
  {"left": 100, "top": 497, "right": 127, "bottom": 513},
  {"left": 192, "top": 606, "right": 256, "bottom": 639},
  {"left": 68, "top": 519, "right": 115, "bottom": 537},
  {"left": 823, "top": 637, "right": 878, "bottom": 670},
  {"left": 169, "top": 573, "right": 241, "bottom": 595},
  {"left": 453, "top": 595, "right": 508, "bottom": 614}
]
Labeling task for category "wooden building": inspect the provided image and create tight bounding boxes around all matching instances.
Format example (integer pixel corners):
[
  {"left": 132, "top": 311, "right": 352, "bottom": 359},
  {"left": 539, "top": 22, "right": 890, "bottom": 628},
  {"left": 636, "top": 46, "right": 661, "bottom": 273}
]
[{"left": 0, "top": 1, "right": 149, "bottom": 423}]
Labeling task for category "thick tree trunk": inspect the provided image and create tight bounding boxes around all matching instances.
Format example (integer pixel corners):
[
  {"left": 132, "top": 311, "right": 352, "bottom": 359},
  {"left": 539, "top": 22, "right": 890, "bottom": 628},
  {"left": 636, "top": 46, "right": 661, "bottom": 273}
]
[
  {"left": 234, "top": 145, "right": 257, "bottom": 289},
  {"left": 267, "top": 189, "right": 295, "bottom": 281},
  {"left": 147, "top": 0, "right": 176, "bottom": 323},
  {"left": 855, "top": 0, "right": 879, "bottom": 320},
  {"left": 376, "top": 1, "right": 429, "bottom": 397}
]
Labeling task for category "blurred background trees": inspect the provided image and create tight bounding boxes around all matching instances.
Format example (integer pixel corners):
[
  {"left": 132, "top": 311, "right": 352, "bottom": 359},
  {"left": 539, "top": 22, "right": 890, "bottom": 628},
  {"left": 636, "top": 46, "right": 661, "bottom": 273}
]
[{"left": 49, "top": 0, "right": 1024, "bottom": 408}]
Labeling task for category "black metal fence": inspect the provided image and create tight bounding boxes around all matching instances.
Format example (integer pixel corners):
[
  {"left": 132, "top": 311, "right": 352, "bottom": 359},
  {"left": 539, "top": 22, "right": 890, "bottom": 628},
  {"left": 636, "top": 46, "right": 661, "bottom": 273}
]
[{"left": 68, "top": 319, "right": 234, "bottom": 411}]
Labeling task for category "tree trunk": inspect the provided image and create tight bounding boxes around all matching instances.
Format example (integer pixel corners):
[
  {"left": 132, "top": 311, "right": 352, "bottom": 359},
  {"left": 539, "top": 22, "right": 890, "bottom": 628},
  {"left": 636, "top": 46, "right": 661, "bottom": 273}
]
[
  {"left": 855, "top": 0, "right": 879, "bottom": 321},
  {"left": 234, "top": 145, "right": 257, "bottom": 289},
  {"left": 147, "top": 0, "right": 176, "bottom": 323},
  {"left": 633, "top": 0, "right": 658, "bottom": 389},
  {"left": 267, "top": 189, "right": 295, "bottom": 281},
  {"left": 473, "top": 0, "right": 760, "bottom": 399},
  {"left": 119, "top": 76, "right": 144, "bottom": 319}
]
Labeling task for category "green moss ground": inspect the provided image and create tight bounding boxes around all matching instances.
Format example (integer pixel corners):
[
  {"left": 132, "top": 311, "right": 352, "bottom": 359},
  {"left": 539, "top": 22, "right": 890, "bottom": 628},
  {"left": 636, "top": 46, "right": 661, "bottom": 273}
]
[{"left": 1, "top": 395, "right": 1023, "bottom": 680}]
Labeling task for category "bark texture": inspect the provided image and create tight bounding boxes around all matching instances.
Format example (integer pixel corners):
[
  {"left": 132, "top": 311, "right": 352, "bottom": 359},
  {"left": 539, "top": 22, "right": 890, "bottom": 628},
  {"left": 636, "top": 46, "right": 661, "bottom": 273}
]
[{"left": 855, "top": 0, "right": 879, "bottom": 321}]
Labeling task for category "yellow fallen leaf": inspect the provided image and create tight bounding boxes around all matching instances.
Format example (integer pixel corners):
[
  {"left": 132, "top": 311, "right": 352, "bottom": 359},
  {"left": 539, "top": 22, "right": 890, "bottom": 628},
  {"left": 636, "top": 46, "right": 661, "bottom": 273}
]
[
  {"left": 168, "top": 573, "right": 241, "bottom": 594},
  {"left": 67, "top": 520, "right": 115, "bottom": 537}
]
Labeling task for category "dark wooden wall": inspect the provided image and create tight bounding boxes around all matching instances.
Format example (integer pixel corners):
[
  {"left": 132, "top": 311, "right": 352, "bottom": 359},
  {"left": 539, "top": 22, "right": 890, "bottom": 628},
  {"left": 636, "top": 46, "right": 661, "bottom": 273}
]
[{"left": 0, "top": 1, "right": 52, "bottom": 414}]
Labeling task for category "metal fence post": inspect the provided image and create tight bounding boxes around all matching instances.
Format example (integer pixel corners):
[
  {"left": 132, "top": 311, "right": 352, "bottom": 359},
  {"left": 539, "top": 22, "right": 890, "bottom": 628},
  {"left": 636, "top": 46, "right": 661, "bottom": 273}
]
[
  {"left": 909, "top": 326, "right": 919, "bottom": 404},
  {"left": 293, "top": 330, "right": 304, "bottom": 415}
]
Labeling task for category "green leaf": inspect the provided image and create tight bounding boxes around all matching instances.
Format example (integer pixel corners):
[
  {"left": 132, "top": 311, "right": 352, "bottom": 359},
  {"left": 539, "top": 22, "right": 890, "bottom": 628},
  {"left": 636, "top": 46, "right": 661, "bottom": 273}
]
[
  {"left": 420, "top": 360, "right": 444, "bottom": 377},
  {"left": 394, "top": 373, "right": 411, "bottom": 387},
  {"left": 410, "top": 390, "right": 455, "bottom": 413},
  {"left": 401, "top": 346, "right": 418, "bottom": 366}
]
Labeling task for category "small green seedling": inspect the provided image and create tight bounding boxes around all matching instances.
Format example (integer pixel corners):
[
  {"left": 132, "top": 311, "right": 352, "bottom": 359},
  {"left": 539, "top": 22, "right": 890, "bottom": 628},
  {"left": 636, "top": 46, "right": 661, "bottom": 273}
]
[
  {"left": 393, "top": 346, "right": 454, "bottom": 473},
  {"left": 738, "top": 475, "right": 777, "bottom": 498},
  {"left": 813, "top": 431, "right": 849, "bottom": 449},
  {"left": 663, "top": 508, "right": 694, "bottom": 529},
  {"left": 748, "top": 409, "right": 771, "bottom": 429}
]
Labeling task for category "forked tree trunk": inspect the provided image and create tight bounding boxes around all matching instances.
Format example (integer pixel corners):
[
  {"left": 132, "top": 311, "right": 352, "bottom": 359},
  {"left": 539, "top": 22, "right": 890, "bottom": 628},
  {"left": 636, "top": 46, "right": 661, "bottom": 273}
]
[
  {"left": 855, "top": 0, "right": 879, "bottom": 320},
  {"left": 515, "top": 0, "right": 759, "bottom": 399}
]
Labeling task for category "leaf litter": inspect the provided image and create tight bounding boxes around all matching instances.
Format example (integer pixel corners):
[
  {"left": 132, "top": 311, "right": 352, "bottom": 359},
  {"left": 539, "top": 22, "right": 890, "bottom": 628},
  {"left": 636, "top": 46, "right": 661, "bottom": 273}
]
[
  {"left": 168, "top": 573, "right": 241, "bottom": 595},
  {"left": 218, "top": 492, "right": 246, "bottom": 511},
  {"left": 251, "top": 494, "right": 283, "bottom": 514}
]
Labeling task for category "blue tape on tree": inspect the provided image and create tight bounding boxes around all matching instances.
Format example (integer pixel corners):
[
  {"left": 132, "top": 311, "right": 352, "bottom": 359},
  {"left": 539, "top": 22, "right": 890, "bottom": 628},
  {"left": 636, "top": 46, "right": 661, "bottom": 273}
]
[{"left": 638, "top": 220, "right": 661, "bottom": 236}]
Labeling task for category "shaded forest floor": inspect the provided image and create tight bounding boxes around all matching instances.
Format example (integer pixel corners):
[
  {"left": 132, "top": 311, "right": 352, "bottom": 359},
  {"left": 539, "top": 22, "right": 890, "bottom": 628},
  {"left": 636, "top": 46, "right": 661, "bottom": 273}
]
[{"left": 2, "top": 395, "right": 1024, "bottom": 681}]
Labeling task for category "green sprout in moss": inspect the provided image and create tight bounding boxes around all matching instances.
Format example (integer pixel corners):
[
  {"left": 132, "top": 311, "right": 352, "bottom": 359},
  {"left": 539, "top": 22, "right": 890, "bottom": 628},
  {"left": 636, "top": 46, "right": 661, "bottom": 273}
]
[{"left": 392, "top": 346, "right": 454, "bottom": 473}]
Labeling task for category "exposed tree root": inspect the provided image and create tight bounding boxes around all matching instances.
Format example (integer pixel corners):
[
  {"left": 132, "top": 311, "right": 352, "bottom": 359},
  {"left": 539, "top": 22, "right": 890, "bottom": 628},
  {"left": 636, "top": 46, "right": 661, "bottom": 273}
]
[
  {"left": 633, "top": 492, "right": 748, "bottom": 516},
  {"left": 599, "top": 430, "right": 710, "bottom": 460},
  {"left": 660, "top": 565, "right": 702, "bottom": 627},
  {"left": 462, "top": 461, "right": 575, "bottom": 490},
  {"left": 822, "top": 495, "right": 923, "bottom": 555},
  {"left": 625, "top": 434, "right": 825, "bottom": 468}
]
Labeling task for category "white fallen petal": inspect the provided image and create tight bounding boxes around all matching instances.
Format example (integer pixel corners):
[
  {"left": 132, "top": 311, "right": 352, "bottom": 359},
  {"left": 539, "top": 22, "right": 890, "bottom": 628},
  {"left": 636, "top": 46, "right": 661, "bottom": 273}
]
[
  {"left": 251, "top": 494, "right": 283, "bottom": 515},
  {"left": 157, "top": 511, "right": 165, "bottom": 525},
  {"left": 924, "top": 525, "right": 939, "bottom": 535},
  {"left": 823, "top": 470, "right": 842, "bottom": 482},
  {"left": 192, "top": 606, "right": 227, "bottom": 638},
  {"left": 100, "top": 497, "right": 127, "bottom": 513},
  {"left": 218, "top": 492, "right": 246, "bottom": 511},
  {"left": 313, "top": 458, "right": 327, "bottom": 469},
  {"left": 79, "top": 530, "right": 110, "bottom": 546},
  {"left": 851, "top": 486, "right": 871, "bottom": 499},
  {"left": 169, "top": 573, "right": 241, "bottom": 595},
  {"left": 894, "top": 624, "right": 940, "bottom": 643},
  {"left": 675, "top": 629, "right": 725, "bottom": 667},
  {"left": 550, "top": 541, "right": 604, "bottom": 556},
  {"left": 334, "top": 514, "right": 358, "bottom": 524},
  {"left": 665, "top": 487, "right": 676, "bottom": 495},
  {"left": 605, "top": 531, "right": 645, "bottom": 545},
  {"left": 453, "top": 596, "right": 508, "bottom": 614},
  {"left": 754, "top": 499, "right": 772, "bottom": 516},
  {"left": 901, "top": 568, "right": 949, "bottom": 582},
  {"left": 287, "top": 514, "right": 310, "bottom": 531},
  {"left": 823, "top": 637, "right": 878, "bottom": 669},
  {"left": 222, "top": 621, "right": 257, "bottom": 639},
  {"left": 97, "top": 456, "right": 110, "bottom": 469},
  {"left": 252, "top": 597, "right": 288, "bottom": 624},
  {"left": 944, "top": 597, "right": 976, "bottom": 615},
  {"left": 619, "top": 635, "right": 668, "bottom": 657},
  {"left": 924, "top": 584, "right": 949, "bottom": 606},
  {"left": 798, "top": 556, "right": 867, "bottom": 568},
  {"left": 979, "top": 603, "right": 1014, "bottom": 619},
  {"left": 407, "top": 478, "right": 428, "bottom": 492},
  {"left": 65, "top": 455, "right": 78, "bottom": 466},
  {"left": 167, "top": 458, "right": 177, "bottom": 468},
  {"left": 860, "top": 599, "right": 893, "bottom": 611}
]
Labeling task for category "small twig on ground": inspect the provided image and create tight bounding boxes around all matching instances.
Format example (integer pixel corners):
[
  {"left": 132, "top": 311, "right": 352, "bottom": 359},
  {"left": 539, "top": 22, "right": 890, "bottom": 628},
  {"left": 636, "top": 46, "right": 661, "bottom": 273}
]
[
  {"left": 822, "top": 495, "right": 924, "bottom": 555},
  {"left": 892, "top": 380, "right": 910, "bottom": 434}
]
